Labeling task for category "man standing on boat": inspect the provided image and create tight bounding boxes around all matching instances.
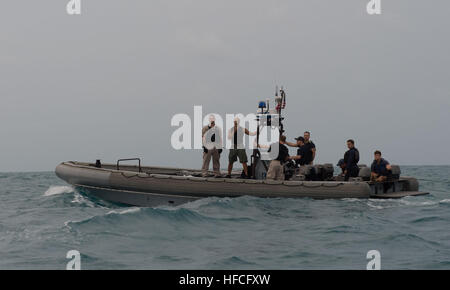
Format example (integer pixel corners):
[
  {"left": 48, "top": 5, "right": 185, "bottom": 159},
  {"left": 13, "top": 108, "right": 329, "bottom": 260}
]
[
  {"left": 286, "top": 133, "right": 317, "bottom": 179},
  {"left": 286, "top": 136, "right": 307, "bottom": 166},
  {"left": 302, "top": 131, "right": 316, "bottom": 165},
  {"left": 226, "top": 117, "right": 256, "bottom": 178},
  {"left": 266, "top": 135, "right": 290, "bottom": 180},
  {"left": 202, "top": 115, "right": 222, "bottom": 177},
  {"left": 343, "top": 139, "right": 360, "bottom": 181}
]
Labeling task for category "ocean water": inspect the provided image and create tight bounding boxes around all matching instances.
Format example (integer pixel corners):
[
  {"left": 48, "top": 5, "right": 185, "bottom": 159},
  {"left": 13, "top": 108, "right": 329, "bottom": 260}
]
[{"left": 0, "top": 166, "right": 449, "bottom": 270}]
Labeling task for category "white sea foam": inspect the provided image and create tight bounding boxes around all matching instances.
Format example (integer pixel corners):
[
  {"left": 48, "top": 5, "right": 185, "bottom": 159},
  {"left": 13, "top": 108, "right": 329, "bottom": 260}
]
[
  {"left": 64, "top": 208, "right": 141, "bottom": 229},
  {"left": 71, "top": 192, "right": 87, "bottom": 204},
  {"left": 398, "top": 199, "right": 437, "bottom": 206},
  {"left": 178, "top": 197, "right": 218, "bottom": 209},
  {"left": 44, "top": 185, "right": 74, "bottom": 196},
  {"left": 367, "top": 203, "right": 386, "bottom": 210},
  {"left": 106, "top": 207, "right": 141, "bottom": 216},
  {"left": 366, "top": 196, "right": 442, "bottom": 210}
]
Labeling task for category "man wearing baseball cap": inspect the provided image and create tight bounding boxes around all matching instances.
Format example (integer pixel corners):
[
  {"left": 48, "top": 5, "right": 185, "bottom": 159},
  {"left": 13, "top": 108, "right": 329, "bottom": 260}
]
[{"left": 286, "top": 136, "right": 307, "bottom": 166}]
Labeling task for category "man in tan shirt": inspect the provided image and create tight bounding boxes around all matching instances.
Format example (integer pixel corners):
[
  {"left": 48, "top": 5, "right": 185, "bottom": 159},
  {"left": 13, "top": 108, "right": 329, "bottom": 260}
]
[
  {"left": 202, "top": 115, "right": 222, "bottom": 177},
  {"left": 226, "top": 117, "right": 256, "bottom": 178},
  {"left": 266, "top": 135, "right": 290, "bottom": 180}
]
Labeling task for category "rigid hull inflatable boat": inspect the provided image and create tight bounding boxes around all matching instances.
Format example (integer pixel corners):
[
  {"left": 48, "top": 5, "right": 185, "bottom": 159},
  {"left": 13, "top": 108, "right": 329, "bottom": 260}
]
[
  {"left": 55, "top": 161, "right": 429, "bottom": 207},
  {"left": 56, "top": 88, "right": 428, "bottom": 206}
]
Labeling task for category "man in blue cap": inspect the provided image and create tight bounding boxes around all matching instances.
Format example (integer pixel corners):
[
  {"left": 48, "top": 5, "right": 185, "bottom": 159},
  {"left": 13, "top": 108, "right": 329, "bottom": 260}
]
[
  {"left": 337, "top": 159, "right": 346, "bottom": 176},
  {"left": 286, "top": 136, "right": 307, "bottom": 166}
]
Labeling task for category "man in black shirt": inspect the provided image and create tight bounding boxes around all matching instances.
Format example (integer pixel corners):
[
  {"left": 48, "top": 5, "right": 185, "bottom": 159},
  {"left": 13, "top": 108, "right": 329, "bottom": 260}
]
[
  {"left": 343, "top": 139, "right": 360, "bottom": 181},
  {"left": 286, "top": 136, "right": 307, "bottom": 166},
  {"left": 302, "top": 131, "right": 316, "bottom": 165},
  {"left": 267, "top": 135, "right": 290, "bottom": 180}
]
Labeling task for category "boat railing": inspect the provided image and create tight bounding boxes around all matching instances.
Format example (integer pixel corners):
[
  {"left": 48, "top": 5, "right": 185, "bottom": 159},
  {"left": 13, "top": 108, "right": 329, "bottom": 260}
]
[{"left": 117, "top": 158, "right": 142, "bottom": 172}]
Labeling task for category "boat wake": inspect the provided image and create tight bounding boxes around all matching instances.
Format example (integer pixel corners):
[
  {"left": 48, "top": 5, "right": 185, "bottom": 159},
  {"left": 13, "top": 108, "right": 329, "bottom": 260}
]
[
  {"left": 43, "top": 185, "right": 111, "bottom": 209},
  {"left": 44, "top": 185, "right": 74, "bottom": 196},
  {"left": 58, "top": 187, "right": 449, "bottom": 234},
  {"left": 64, "top": 206, "right": 215, "bottom": 230},
  {"left": 63, "top": 197, "right": 265, "bottom": 232}
]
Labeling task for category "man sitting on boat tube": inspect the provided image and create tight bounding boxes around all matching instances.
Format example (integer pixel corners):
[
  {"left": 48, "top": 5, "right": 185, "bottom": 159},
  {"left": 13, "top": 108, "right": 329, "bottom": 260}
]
[
  {"left": 371, "top": 150, "right": 392, "bottom": 182},
  {"left": 226, "top": 117, "right": 256, "bottom": 179},
  {"left": 202, "top": 115, "right": 223, "bottom": 177},
  {"left": 266, "top": 135, "right": 290, "bottom": 180}
]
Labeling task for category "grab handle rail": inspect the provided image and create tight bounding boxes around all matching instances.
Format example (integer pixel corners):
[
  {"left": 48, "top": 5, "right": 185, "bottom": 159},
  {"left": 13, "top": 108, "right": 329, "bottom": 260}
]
[{"left": 117, "top": 158, "right": 142, "bottom": 172}]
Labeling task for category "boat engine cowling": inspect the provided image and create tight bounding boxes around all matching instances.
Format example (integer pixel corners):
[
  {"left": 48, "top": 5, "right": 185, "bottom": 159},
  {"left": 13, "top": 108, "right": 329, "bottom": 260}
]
[
  {"left": 299, "top": 165, "right": 319, "bottom": 181},
  {"left": 321, "top": 163, "right": 334, "bottom": 180},
  {"left": 298, "top": 164, "right": 334, "bottom": 181},
  {"left": 313, "top": 165, "right": 323, "bottom": 180},
  {"left": 299, "top": 165, "right": 312, "bottom": 176},
  {"left": 283, "top": 160, "right": 296, "bottom": 180},
  {"left": 390, "top": 165, "right": 401, "bottom": 180},
  {"left": 358, "top": 167, "right": 371, "bottom": 181}
]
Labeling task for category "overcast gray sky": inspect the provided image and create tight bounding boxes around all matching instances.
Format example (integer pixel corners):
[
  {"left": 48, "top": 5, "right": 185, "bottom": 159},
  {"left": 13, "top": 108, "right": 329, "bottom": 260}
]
[{"left": 1, "top": 0, "right": 449, "bottom": 172}]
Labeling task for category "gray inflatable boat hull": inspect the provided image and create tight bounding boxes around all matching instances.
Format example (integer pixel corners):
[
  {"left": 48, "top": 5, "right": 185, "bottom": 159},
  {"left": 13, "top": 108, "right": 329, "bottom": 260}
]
[{"left": 55, "top": 162, "right": 428, "bottom": 207}]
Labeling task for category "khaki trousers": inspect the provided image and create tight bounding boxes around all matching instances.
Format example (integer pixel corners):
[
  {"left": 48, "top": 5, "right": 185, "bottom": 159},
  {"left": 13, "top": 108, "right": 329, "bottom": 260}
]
[
  {"left": 267, "top": 160, "right": 284, "bottom": 180},
  {"left": 202, "top": 148, "right": 221, "bottom": 175}
]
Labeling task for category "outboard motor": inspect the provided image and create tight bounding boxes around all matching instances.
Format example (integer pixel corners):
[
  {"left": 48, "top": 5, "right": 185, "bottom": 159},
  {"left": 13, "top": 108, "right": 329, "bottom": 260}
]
[
  {"left": 313, "top": 165, "right": 323, "bottom": 181},
  {"left": 299, "top": 165, "right": 316, "bottom": 181},
  {"left": 321, "top": 163, "right": 334, "bottom": 180},
  {"left": 314, "top": 164, "right": 335, "bottom": 181},
  {"left": 358, "top": 167, "right": 371, "bottom": 181},
  {"left": 390, "top": 165, "right": 401, "bottom": 180},
  {"left": 298, "top": 165, "right": 310, "bottom": 175},
  {"left": 283, "top": 160, "right": 296, "bottom": 180}
]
